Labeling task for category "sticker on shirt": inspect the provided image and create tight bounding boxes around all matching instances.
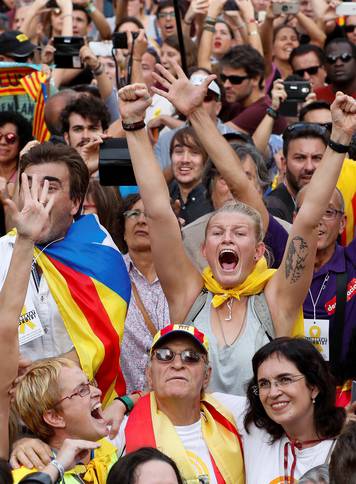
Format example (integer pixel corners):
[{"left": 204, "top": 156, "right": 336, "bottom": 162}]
[
  {"left": 186, "top": 450, "right": 210, "bottom": 483},
  {"left": 304, "top": 319, "right": 329, "bottom": 361},
  {"left": 324, "top": 277, "right": 356, "bottom": 315},
  {"left": 18, "top": 304, "right": 45, "bottom": 346}
]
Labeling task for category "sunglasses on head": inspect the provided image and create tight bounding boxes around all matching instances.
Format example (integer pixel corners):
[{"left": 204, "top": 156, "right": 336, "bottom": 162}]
[
  {"left": 153, "top": 348, "right": 204, "bottom": 364},
  {"left": 294, "top": 65, "right": 321, "bottom": 77},
  {"left": 283, "top": 122, "right": 329, "bottom": 141},
  {"left": 0, "top": 132, "right": 18, "bottom": 145},
  {"left": 204, "top": 91, "right": 219, "bottom": 102},
  {"left": 345, "top": 25, "right": 356, "bottom": 33},
  {"left": 220, "top": 73, "right": 249, "bottom": 85},
  {"left": 325, "top": 53, "right": 353, "bottom": 64}
]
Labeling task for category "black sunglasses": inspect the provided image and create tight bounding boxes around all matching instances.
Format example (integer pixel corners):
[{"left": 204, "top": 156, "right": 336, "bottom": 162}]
[
  {"left": 294, "top": 65, "right": 321, "bottom": 77},
  {"left": 283, "top": 122, "right": 329, "bottom": 140},
  {"left": 345, "top": 25, "right": 356, "bottom": 33},
  {"left": 325, "top": 53, "right": 353, "bottom": 64},
  {"left": 220, "top": 73, "right": 249, "bottom": 85}
]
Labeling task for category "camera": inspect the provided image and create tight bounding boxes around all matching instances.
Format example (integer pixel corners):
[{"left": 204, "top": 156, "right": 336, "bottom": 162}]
[
  {"left": 112, "top": 32, "right": 139, "bottom": 50},
  {"left": 272, "top": 1, "right": 300, "bottom": 15},
  {"left": 279, "top": 80, "right": 311, "bottom": 116},
  {"left": 53, "top": 37, "right": 85, "bottom": 69},
  {"left": 99, "top": 138, "right": 136, "bottom": 186}
]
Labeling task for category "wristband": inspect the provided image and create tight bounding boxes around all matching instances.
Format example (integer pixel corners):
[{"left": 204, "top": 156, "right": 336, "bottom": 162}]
[
  {"left": 248, "top": 30, "right": 258, "bottom": 36},
  {"left": 328, "top": 138, "right": 350, "bottom": 153},
  {"left": 205, "top": 16, "right": 217, "bottom": 25},
  {"left": 85, "top": 3, "right": 96, "bottom": 14},
  {"left": 122, "top": 120, "right": 146, "bottom": 131},
  {"left": 266, "top": 107, "right": 278, "bottom": 119},
  {"left": 50, "top": 460, "right": 65, "bottom": 482},
  {"left": 115, "top": 395, "right": 134, "bottom": 414},
  {"left": 91, "top": 63, "right": 104, "bottom": 76},
  {"left": 203, "top": 24, "right": 216, "bottom": 33}
]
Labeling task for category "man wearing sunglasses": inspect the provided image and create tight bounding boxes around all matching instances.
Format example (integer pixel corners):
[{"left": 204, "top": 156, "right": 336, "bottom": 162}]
[
  {"left": 290, "top": 44, "right": 327, "bottom": 90},
  {"left": 314, "top": 38, "right": 356, "bottom": 103},
  {"left": 221, "top": 45, "right": 287, "bottom": 135}
]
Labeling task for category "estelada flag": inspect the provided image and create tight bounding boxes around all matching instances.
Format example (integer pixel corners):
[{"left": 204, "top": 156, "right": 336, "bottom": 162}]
[
  {"left": 34, "top": 214, "right": 131, "bottom": 406},
  {"left": 0, "top": 62, "right": 50, "bottom": 143}
]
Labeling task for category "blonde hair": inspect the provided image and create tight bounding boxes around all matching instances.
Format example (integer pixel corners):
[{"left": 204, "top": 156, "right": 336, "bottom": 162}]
[
  {"left": 15, "top": 358, "right": 77, "bottom": 442},
  {"left": 205, "top": 201, "right": 264, "bottom": 243}
]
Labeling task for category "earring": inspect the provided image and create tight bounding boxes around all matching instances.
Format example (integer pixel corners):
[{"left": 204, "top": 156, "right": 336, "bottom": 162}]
[{"left": 312, "top": 397, "right": 316, "bottom": 404}]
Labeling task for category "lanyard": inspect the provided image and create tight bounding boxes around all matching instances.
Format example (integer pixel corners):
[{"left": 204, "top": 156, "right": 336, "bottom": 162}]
[
  {"left": 284, "top": 436, "right": 326, "bottom": 483},
  {"left": 308, "top": 272, "right": 330, "bottom": 321}
]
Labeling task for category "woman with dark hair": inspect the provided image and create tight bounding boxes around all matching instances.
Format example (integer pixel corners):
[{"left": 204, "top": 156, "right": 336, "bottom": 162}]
[
  {"left": 107, "top": 447, "right": 183, "bottom": 484},
  {"left": 239, "top": 337, "right": 345, "bottom": 483},
  {"left": 161, "top": 35, "right": 197, "bottom": 74},
  {"left": 82, "top": 180, "right": 123, "bottom": 251},
  {"left": 118, "top": 195, "right": 169, "bottom": 393}
]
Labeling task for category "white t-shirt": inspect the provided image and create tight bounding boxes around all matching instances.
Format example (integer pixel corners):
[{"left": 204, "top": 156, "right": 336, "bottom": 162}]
[
  {"left": 111, "top": 415, "right": 218, "bottom": 483},
  {"left": 213, "top": 393, "right": 335, "bottom": 484}
]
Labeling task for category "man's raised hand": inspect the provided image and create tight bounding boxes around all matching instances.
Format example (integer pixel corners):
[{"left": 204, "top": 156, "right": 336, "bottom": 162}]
[
  {"left": 118, "top": 83, "right": 152, "bottom": 124},
  {"left": 330, "top": 92, "right": 356, "bottom": 139},
  {"left": 151, "top": 62, "right": 216, "bottom": 117},
  {"left": 3, "top": 174, "right": 54, "bottom": 243}
]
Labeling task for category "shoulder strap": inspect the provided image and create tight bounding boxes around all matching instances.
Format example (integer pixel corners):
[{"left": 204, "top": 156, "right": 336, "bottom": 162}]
[
  {"left": 131, "top": 281, "right": 157, "bottom": 338},
  {"left": 184, "top": 287, "right": 208, "bottom": 323},
  {"left": 254, "top": 292, "right": 275, "bottom": 341},
  {"left": 330, "top": 271, "right": 348, "bottom": 374},
  {"left": 324, "top": 438, "right": 338, "bottom": 464}
]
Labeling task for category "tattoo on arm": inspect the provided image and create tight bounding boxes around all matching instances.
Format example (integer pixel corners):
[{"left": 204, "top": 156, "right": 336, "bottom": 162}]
[{"left": 284, "top": 236, "right": 308, "bottom": 284}]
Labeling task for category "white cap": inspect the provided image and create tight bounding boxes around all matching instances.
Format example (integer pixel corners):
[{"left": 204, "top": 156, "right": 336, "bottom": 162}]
[{"left": 190, "top": 72, "right": 221, "bottom": 98}]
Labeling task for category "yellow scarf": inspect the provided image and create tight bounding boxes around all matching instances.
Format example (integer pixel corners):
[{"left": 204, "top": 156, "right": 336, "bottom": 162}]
[
  {"left": 12, "top": 439, "right": 117, "bottom": 484},
  {"left": 150, "top": 392, "right": 244, "bottom": 484},
  {"left": 202, "top": 257, "right": 275, "bottom": 308},
  {"left": 202, "top": 258, "right": 304, "bottom": 336}
]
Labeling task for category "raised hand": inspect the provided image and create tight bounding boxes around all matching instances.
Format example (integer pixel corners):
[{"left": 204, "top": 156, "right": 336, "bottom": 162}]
[
  {"left": 271, "top": 78, "right": 287, "bottom": 111},
  {"left": 118, "top": 83, "right": 152, "bottom": 124},
  {"left": 55, "top": 439, "right": 101, "bottom": 471},
  {"left": 330, "top": 92, "right": 356, "bottom": 138},
  {"left": 151, "top": 62, "right": 216, "bottom": 117},
  {"left": 3, "top": 174, "right": 54, "bottom": 243}
]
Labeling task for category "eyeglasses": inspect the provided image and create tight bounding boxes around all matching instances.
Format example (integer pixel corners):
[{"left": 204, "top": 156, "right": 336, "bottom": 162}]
[
  {"left": 252, "top": 374, "right": 305, "bottom": 395},
  {"left": 158, "top": 11, "right": 175, "bottom": 19},
  {"left": 53, "top": 379, "right": 98, "bottom": 406},
  {"left": 345, "top": 25, "right": 356, "bottom": 33},
  {"left": 294, "top": 65, "right": 321, "bottom": 77},
  {"left": 153, "top": 348, "right": 204, "bottom": 364},
  {"left": 220, "top": 73, "right": 249, "bottom": 85},
  {"left": 0, "top": 132, "right": 18, "bottom": 145},
  {"left": 325, "top": 53, "right": 353, "bottom": 64},
  {"left": 123, "top": 208, "right": 147, "bottom": 219},
  {"left": 296, "top": 206, "right": 343, "bottom": 220}
]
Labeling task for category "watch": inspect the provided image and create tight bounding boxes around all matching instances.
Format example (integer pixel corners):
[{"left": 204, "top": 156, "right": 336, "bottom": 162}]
[
  {"left": 266, "top": 107, "right": 278, "bottom": 120},
  {"left": 328, "top": 138, "right": 350, "bottom": 153}
]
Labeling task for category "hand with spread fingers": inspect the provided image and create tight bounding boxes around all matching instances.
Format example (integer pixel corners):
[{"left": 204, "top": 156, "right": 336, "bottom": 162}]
[
  {"left": 3, "top": 173, "right": 54, "bottom": 243},
  {"left": 151, "top": 62, "right": 216, "bottom": 117},
  {"left": 118, "top": 83, "right": 152, "bottom": 124}
]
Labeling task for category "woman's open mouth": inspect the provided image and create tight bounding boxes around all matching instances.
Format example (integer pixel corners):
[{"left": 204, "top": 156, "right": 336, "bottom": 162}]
[{"left": 218, "top": 249, "right": 239, "bottom": 271}]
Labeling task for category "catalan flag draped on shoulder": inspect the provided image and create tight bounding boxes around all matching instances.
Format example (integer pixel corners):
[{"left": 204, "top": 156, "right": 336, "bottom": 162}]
[{"left": 34, "top": 214, "right": 131, "bottom": 406}]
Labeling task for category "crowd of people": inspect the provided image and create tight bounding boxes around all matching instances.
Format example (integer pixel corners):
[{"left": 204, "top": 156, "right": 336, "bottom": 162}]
[{"left": 0, "top": 0, "right": 355, "bottom": 482}]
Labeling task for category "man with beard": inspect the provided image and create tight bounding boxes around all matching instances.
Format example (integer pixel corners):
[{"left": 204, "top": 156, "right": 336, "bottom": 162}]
[
  {"left": 61, "top": 96, "right": 110, "bottom": 166},
  {"left": 265, "top": 123, "right": 329, "bottom": 223}
]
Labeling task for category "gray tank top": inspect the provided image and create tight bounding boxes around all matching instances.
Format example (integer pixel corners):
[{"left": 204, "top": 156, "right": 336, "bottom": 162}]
[{"left": 193, "top": 291, "right": 271, "bottom": 395}]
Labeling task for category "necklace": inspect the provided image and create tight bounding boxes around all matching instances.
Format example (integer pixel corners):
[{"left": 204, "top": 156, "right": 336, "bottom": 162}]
[
  {"left": 216, "top": 299, "right": 245, "bottom": 347},
  {"left": 225, "top": 297, "right": 234, "bottom": 320}
]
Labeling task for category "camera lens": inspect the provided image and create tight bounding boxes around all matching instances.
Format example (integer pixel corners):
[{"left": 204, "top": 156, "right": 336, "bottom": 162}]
[{"left": 282, "top": 4, "right": 288, "bottom": 11}]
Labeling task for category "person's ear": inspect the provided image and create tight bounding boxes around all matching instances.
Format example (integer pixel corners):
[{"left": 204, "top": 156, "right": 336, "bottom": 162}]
[
  {"left": 202, "top": 365, "right": 211, "bottom": 390},
  {"left": 215, "top": 101, "right": 222, "bottom": 116},
  {"left": 145, "top": 364, "right": 153, "bottom": 390},
  {"left": 339, "top": 214, "right": 347, "bottom": 235},
  {"left": 63, "top": 132, "right": 70, "bottom": 145},
  {"left": 254, "top": 241, "right": 265, "bottom": 261},
  {"left": 43, "top": 409, "right": 66, "bottom": 429}
]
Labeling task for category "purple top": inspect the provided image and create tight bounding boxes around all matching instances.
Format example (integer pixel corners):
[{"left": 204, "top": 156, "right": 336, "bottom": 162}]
[
  {"left": 303, "top": 238, "right": 356, "bottom": 372},
  {"left": 265, "top": 214, "right": 289, "bottom": 269},
  {"left": 120, "top": 254, "right": 170, "bottom": 393}
]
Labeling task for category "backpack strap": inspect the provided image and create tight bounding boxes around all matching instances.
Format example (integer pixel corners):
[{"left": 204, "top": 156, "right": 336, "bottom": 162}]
[
  {"left": 185, "top": 287, "right": 208, "bottom": 323},
  {"left": 254, "top": 292, "right": 275, "bottom": 341},
  {"left": 330, "top": 271, "right": 348, "bottom": 380}
]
